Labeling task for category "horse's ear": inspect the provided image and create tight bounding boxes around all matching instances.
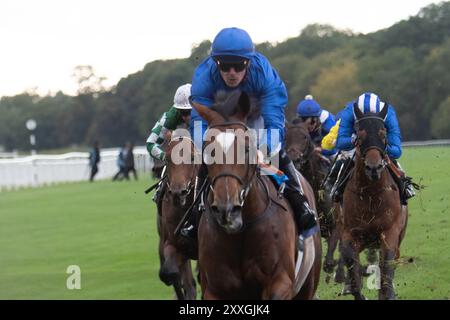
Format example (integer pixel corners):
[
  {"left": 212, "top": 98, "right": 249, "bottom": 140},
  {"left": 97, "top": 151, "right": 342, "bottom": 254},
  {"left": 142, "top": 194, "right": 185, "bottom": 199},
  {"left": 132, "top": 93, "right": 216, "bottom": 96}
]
[
  {"left": 235, "top": 91, "right": 250, "bottom": 120},
  {"left": 191, "top": 102, "right": 220, "bottom": 124},
  {"left": 353, "top": 102, "right": 363, "bottom": 120},
  {"left": 378, "top": 103, "right": 388, "bottom": 121}
]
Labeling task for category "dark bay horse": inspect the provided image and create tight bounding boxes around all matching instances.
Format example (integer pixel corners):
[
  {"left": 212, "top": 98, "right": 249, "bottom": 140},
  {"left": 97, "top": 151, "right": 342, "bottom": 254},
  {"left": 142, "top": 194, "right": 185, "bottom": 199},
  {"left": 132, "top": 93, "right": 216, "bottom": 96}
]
[
  {"left": 340, "top": 104, "right": 408, "bottom": 300},
  {"left": 157, "top": 133, "right": 200, "bottom": 300},
  {"left": 285, "top": 120, "right": 339, "bottom": 274},
  {"left": 192, "top": 91, "right": 321, "bottom": 299}
]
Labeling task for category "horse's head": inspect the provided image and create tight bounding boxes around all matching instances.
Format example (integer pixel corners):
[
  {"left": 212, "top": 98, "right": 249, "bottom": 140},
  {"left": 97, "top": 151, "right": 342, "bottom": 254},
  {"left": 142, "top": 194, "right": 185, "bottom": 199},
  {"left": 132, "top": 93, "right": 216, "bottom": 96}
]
[
  {"left": 192, "top": 90, "right": 257, "bottom": 234},
  {"left": 285, "top": 119, "right": 314, "bottom": 170},
  {"left": 353, "top": 103, "right": 388, "bottom": 181},
  {"left": 166, "top": 133, "right": 200, "bottom": 206}
]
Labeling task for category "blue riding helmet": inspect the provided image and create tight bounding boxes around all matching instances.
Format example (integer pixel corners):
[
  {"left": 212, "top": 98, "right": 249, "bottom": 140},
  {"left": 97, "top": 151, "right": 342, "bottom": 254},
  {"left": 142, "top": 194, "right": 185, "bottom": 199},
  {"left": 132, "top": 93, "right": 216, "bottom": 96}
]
[
  {"left": 296, "top": 98, "right": 322, "bottom": 118},
  {"left": 211, "top": 27, "right": 255, "bottom": 60}
]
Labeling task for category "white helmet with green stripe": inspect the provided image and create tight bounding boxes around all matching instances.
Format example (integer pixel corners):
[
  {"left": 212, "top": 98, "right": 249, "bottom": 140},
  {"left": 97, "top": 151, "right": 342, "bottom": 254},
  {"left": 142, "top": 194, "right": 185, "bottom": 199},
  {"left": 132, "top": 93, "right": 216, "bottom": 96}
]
[{"left": 173, "top": 83, "right": 192, "bottom": 110}]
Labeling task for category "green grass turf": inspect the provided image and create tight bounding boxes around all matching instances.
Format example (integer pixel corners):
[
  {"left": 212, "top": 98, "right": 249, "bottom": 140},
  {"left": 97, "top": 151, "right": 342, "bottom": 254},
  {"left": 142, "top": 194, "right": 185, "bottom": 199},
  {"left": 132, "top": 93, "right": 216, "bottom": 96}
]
[{"left": 0, "top": 147, "right": 449, "bottom": 299}]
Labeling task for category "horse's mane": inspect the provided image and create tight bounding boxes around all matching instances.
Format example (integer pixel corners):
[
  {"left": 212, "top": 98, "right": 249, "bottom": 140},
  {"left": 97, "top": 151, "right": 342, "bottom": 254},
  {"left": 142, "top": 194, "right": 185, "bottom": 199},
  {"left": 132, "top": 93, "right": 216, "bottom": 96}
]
[
  {"left": 210, "top": 90, "right": 257, "bottom": 122},
  {"left": 292, "top": 118, "right": 303, "bottom": 126},
  {"left": 288, "top": 118, "right": 310, "bottom": 136}
]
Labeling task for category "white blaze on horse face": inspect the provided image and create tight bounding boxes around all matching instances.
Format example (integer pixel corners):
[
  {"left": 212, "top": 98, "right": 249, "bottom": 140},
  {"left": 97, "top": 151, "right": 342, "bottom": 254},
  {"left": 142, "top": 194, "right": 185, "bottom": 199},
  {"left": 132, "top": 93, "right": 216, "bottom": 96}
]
[{"left": 216, "top": 132, "right": 236, "bottom": 155}]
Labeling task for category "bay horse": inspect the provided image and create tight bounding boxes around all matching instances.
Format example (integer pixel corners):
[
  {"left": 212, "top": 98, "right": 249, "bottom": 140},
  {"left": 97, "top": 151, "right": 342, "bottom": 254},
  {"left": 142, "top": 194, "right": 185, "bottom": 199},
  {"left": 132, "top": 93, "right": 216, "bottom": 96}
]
[
  {"left": 340, "top": 104, "right": 408, "bottom": 300},
  {"left": 157, "top": 132, "right": 200, "bottom": 300},
  {"left": 192, "top": 90, "right": 321, "bottom": 299},
  {"left": 285, "top": 120, "right": 339, "bottom": 275}
]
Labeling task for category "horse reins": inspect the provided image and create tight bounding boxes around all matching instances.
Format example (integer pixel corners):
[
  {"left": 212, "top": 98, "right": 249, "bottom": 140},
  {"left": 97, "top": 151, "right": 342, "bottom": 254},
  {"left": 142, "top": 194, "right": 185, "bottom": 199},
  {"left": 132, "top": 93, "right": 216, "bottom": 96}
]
[{"left": 204, "top": 121, "right": 287, "bottom": 230}]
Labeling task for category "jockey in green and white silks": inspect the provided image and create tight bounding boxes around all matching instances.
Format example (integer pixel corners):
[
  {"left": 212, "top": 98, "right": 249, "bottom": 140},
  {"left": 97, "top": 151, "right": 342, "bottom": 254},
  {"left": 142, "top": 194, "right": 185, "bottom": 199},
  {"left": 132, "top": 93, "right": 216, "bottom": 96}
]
[{"left": 146, "top": 84, "right": 192, "bottom": 161}]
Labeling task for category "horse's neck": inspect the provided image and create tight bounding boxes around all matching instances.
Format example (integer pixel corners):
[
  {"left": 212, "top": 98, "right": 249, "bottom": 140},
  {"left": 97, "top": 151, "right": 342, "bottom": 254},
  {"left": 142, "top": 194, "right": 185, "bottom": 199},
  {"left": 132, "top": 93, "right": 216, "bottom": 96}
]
[
  {"left": 300, "top": 162, "right": 314, "bottom": 187},
  {"left": 304, "top": 157, "right": 322, "bottom": 188},
  {"left": 243, "top": 175, "right": 271, "bottom": 219}
]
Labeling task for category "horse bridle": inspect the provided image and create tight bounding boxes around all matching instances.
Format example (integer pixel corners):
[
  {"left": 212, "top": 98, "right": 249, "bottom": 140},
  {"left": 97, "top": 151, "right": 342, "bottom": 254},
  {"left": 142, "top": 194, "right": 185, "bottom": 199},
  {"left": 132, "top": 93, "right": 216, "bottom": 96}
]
[
  {"left": 354, "top": 116, "right": 388, "bottom": 169},
  {"left": 165, "top": 136, "right": 199, "bottom": 197},
  {"left": 207, "top": 121, "right": 257, "bottom": 207}
]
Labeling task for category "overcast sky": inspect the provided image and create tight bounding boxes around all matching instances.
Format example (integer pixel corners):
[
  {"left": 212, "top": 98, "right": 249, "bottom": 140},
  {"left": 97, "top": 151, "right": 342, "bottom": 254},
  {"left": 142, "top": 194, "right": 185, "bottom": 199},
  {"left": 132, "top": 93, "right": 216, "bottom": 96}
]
[{"left": 0, "top": 0, "right": 442, "bottom": 97}]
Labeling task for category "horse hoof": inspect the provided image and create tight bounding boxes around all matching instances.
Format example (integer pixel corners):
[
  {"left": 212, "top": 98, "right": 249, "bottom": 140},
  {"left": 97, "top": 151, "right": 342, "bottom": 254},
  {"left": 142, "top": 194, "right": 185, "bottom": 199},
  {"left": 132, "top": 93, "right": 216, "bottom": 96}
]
[
  {"left": 341, "top": 284, "right": 352, "bottom": 296},
  {"left": 159, "top": 271, "right": 177, "bottom": 286},
  {"left": 334, "top": 271, "right": 345, "bottom": 283},
  {"left": 159, "top": 264, "right": 179, "bottom": 286},
  {"left": 323, "top": 261, "right": 337, "bottom": 274}
]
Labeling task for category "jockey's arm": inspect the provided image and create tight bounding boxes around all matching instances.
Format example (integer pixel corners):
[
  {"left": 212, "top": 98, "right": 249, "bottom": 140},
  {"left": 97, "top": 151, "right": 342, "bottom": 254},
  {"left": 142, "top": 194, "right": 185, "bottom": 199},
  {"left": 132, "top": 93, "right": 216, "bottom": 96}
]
[
  {"left": 257, "top": 63, "right": 288, "bottom": 157},
  {"left": 321, "top": 119, "right": 340, "bottom": 156},
  {"left": 322, "top": 120, "right": 340, "bottom": 151},
  {"left": 336, "top": 105, "right": 356, "bottom": 151},
  {"left": 385, "top": 106, "right": 402, "bottom": 159},
  {"left": 146, "top": 107, "right": 181, "bottom": 161}
]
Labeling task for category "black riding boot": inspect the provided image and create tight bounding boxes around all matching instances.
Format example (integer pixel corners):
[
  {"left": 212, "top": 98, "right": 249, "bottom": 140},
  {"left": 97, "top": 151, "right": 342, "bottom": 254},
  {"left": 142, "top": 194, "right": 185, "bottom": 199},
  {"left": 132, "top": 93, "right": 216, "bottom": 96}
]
[
  {"left": 331, "top": 158, "right": 354, "bottom": 202},
  {"left": 180, "top": 163, "right": 208, "bottom": 241},
  {"left": 324, "top": 158, "right": 344, "bottom": 191},
  {"left": 391, "top": 160, "right": 417, "bottom": 205},
  {"left": 279, "top": 150, "right": 317, "bottom": 236}
]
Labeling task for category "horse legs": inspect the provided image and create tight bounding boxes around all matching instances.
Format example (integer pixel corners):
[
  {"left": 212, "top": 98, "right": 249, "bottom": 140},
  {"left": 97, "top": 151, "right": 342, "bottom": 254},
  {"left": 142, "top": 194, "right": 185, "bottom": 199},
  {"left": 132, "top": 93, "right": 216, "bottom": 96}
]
[
  {"left": 323, "top": 227, "right": 340, "bottom": 274},
  {"left": 379, "top": 230, "right": 400, "bottom": 300},
  {"left": 334, "top": 240, "right": 346, "bottom": 283},
  {"left": 341, "top": 235, "right": 365, "bottom": 300},
  {"left": 262, "top": 273, "right": 293, "bottom": 300},
  {"left": 180, "top": 260, "right": 197, "bottom": 300},
  {"left": 159, "top": 243, "right": 185, "bottom": 299}
]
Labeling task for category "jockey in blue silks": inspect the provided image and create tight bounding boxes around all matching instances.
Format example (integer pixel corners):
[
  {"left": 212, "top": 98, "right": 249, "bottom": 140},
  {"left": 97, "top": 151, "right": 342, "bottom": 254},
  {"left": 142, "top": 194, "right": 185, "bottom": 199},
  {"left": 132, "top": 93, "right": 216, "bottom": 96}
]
[
  {"left": 330, "top": 92, "right": 416, "bottom": 204},
  {"left": 181, "top": 27, "right": 318, "bottom": 240},
  {"left": 296, "top": 95, "right": 337, "bottom": 157}
]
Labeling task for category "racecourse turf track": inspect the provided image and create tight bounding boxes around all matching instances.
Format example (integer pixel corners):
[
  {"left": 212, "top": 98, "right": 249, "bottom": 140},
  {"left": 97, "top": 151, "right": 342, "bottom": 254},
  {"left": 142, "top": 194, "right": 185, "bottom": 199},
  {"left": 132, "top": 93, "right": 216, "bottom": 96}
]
[{"left": 0, "top": 146, "right": 449, "bottom": 299}]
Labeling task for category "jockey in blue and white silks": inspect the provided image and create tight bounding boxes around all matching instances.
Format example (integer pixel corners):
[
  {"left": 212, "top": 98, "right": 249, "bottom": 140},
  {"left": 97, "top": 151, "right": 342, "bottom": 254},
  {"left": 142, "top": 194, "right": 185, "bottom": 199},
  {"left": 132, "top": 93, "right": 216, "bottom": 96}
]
[
  {"left": 181, "top": 27, "right": 317, "bottom": 240},
  {"left": 330, "top": 92, "right": 416, "bottom": 205},
  {"left": 336, "top": 92, "right": 402, "bottom": 159}
]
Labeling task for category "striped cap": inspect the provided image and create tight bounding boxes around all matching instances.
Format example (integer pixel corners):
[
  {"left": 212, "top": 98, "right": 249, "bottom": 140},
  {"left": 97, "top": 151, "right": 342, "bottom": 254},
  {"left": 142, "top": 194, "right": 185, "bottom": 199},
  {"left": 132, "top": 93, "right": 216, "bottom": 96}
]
[{"left": 356, "top": 92, "right": 385, "bottom": 114}]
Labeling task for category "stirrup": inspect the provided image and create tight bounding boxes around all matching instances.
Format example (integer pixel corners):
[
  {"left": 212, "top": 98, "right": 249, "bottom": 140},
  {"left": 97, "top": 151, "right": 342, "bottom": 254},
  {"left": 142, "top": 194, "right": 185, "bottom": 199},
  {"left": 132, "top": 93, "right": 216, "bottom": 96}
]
[
  {"left": 297, "top": 234, "right": 305, "bottom": 252},
  {"left": 405, "top": 184, "right": 416, "bottom": 199},
  {"left": 180, "top": 224, "right": 194, "bottom": 237}
]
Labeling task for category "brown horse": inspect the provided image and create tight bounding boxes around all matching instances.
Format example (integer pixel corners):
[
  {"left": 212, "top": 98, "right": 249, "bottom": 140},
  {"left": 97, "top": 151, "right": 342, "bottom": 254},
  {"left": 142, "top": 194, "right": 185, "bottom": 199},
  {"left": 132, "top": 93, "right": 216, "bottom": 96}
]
[
  {"left": 157, "top": 133, "right": 200, "bottom": 300},
  {"left": 192, "top": 91, "right": 321, "bottom": 299},
  {"left": 340, "top": 104, "right": 408, "bottom": 300},
  {"left": 285, "top": 120, "right": 339, "bottom": 275}
]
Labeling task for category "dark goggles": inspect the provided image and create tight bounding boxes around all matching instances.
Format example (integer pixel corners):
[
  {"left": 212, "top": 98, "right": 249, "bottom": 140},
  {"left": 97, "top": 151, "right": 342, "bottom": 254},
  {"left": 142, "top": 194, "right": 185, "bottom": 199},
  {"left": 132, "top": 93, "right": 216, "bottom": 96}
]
[{"left": 216, "top": 59, "right": 249, "bottom": 73}]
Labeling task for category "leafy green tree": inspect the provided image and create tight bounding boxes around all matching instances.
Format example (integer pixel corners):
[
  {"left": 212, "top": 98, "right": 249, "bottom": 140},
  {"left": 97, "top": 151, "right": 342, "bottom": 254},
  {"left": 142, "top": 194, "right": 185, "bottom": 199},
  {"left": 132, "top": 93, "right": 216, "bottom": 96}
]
[{"left": 431, "top": 96, "right": 450, "bottom": 138}]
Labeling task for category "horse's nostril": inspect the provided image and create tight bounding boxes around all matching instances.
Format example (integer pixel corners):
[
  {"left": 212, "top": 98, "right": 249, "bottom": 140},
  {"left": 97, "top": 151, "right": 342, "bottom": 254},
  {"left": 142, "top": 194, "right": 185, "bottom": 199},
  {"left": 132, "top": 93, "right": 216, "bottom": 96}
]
[
  {"left": 181, "top": 189, "right": 188, "bottom": 195},
  {"left": 211, "top": 205, "right": 218, "bottom": 213}
]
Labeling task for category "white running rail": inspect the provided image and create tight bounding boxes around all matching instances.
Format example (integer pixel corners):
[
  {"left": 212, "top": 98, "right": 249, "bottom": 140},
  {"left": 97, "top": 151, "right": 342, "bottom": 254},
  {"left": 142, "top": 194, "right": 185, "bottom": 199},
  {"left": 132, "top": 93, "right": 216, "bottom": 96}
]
[{"left": 0, "top": 146, "right": 153, "bottom": 191}]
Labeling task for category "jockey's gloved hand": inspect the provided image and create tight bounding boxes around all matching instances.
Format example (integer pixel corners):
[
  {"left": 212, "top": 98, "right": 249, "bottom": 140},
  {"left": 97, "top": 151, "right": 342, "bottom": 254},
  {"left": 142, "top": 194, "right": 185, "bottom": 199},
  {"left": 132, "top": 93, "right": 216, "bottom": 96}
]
[
  {"left": 351, "top": 133, "right": 358, "bottom": 145},
  {"left": 256, "top": 150, "right": 266, "bottom": 164}
]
